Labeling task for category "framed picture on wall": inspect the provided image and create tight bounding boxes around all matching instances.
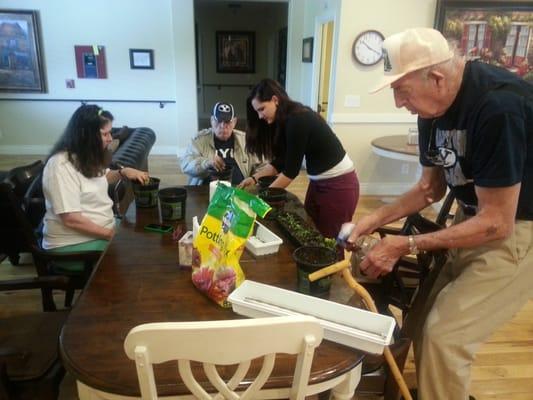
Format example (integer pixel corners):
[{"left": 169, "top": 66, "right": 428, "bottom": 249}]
[
  {"left": 0, "top": 9, "right": 46, "bottom": 92},
  {"left": 302, "top": 37, "right": 313, "bottom": 62},
  {"left": 74, "top": 45, "right": 107, "bottom": 79},
  {"left": 435, "top": 0, "right": 533, "bottom": 82},
  {"left": 216, "top": 31, "right": 255, "bottom": 73},
  {"left": 129, "top": 49, "right": 154, "bottom": 69}
]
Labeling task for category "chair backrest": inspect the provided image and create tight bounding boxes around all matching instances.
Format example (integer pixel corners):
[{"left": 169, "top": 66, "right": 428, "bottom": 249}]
[
  {"left": 0, "top": 181, "right": 40, "bottom": 252},
  {"left": 3, "top": 160, "right": 44, "bottom": 199},
  {"left": 124, "top": 316, "right": 323, "bottom": 400}
]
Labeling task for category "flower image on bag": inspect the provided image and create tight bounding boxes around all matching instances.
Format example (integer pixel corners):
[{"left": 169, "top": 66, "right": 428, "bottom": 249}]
[{"left": 192, "top": 183, "right": 270, "bottom": 307}]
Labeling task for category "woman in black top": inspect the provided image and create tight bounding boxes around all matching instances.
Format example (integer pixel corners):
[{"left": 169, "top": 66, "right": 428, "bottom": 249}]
[{"left": 239, "top": 78, "right": 359, "bottom": 239}]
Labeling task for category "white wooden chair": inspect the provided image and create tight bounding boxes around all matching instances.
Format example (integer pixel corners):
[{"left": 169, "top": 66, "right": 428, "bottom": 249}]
[{"left": 124, "top": 315, "right": 324, "bottom": 400}]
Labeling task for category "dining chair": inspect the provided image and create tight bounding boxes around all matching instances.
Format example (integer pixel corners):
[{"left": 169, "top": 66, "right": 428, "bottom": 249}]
[
  {"left": 0, "top": 275, "right": 70, "bottom": 400},
  {"left": 353, "top": 192, "right": 455, "bottom": 399},
  {"left": 0, "top": 182, "right": 101, "bottom": 309},
  {"left": 0, "top": 160, "right": 44, "bottom": 265},
  {"left": 124, "top": 315, "right": 323, "bottom": 400}
]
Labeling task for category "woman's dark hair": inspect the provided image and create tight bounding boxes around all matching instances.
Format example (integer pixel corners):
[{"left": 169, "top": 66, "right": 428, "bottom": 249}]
[
  {"left": 245, "top": 78, "right": 308, "bottom": 160},
  {"left": 49, "top": 104, "right": 114, "bottom": 178}
]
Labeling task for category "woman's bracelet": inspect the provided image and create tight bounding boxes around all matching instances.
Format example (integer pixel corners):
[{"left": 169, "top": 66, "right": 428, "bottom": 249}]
[
  {"left": 251, "top": 176, "right": 258, "bottom": 184},
  {"left": 118, "top": 165, "right": 125, "bottom": 177}
]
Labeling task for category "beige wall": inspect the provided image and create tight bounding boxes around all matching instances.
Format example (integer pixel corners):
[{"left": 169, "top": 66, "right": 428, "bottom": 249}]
[{"left": 0, "top": 0, "right": 442, "bottom": 194}]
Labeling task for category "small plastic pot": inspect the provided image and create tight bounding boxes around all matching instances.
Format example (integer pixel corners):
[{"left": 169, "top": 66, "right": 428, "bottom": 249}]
[
  {"left": 158, "top": 187, "right": 187, "bottom": 220},
  {"left": 259, "top": 187, "right": 287, "bottom": 220},
  {"left": 209, "top": 166, "right": 233, "bottom": 182},
  {"left": 293, "top": 246, "right": 337, "bottom": 297},
  {"left": 257, "top": 175, "right": 277, "bottom": 189},
  {"left": 132, "top": 177, "right": 160, "bottom": 208}
]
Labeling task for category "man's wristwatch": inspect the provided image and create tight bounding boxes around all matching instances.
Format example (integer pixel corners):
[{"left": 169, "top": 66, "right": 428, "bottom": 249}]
[
  {"left": 116, "top": 163, "right": 125, "bottom": 177},
  {"left": 408, "top": 235, "right": 420, "bottom": 255}
]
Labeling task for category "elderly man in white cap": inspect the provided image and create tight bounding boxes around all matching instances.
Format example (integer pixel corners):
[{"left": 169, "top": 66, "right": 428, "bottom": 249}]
[
  {"left": 180, "top": 102, "right": 263, "bottom": 185},
  {"left": 346, "top": 27, "right": 533, "bottom": 399}
]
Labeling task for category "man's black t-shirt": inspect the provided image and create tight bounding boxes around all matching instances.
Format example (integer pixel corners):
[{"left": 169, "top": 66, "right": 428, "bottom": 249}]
[
  {"left": 418, "top": 61, "right": 533, "bottom": 220},
  {"left": 270, "top": 110, "right": 346, "bottom": 179},
  {"left": 213, "top": 135, "right": 244, "bottom": 185}
]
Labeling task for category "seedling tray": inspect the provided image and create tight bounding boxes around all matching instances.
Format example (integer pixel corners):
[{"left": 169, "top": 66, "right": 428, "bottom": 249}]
[
  {"left": 246, "top": 221, "right": 283, "bottom": 256},
  {"left": 229, "top": 280, "right": 396, "bottom": 354}
]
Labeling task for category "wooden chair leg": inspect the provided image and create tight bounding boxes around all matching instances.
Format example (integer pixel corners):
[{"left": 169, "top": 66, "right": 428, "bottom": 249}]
[{"left": 64, "top": 287, "right": 75, "bottom": 308}]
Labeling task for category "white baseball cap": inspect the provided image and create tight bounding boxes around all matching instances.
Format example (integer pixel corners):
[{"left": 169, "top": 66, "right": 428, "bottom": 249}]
[{"left": 369, "top": 27, "right": 454, "bottom": 93}]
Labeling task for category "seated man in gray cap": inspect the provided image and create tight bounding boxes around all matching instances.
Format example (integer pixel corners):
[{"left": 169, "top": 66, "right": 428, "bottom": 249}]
[{"left": 180, "top": 102, "right": 263, "bottom": 185}]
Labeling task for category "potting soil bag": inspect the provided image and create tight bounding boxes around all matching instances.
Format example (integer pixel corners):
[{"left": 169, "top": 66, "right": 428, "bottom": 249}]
[{"left": 192, "top": 183, "right": 271, "bottom": 307}]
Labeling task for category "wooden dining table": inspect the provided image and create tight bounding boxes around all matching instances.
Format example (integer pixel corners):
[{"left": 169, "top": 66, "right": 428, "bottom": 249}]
[{"left": 59, "top": 186, "right": 365, "bottom": 399}]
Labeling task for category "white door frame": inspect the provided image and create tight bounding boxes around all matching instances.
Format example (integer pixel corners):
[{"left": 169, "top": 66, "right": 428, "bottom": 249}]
[{"left": 310, "top": 11, "right": 338, "bottom": 124}]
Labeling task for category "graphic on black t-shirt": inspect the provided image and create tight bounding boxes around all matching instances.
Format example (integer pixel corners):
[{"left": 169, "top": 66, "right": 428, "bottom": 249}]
[
  {"left": 213, "top": 135, "right": 244, "bottom": 184},
  {"left": 433, "top": 128, "right": 472, "bottom": 187}
]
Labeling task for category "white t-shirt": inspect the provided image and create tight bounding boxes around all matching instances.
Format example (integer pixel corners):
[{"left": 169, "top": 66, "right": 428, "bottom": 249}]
[{"left": 42, "top": 152, "right": 114, "bottom": 249}]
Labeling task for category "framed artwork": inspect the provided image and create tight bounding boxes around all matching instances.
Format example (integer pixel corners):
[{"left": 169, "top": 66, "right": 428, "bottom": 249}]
[
  {"left": 435, "top": 0, "right": 533, "bottom": 82},
  {"left": 129, "top": 48, "right": 154, "bottom": 69},
  {"left": 216, "top": 31, "right": 255, "bottom": 73},
  {"left": 302, "top": 37, "right": 313, "bottom": 62},
  {"left": 0, "top": 9, "right": 46, "bottom": 92},
  {"left": 74, "top": 45, "right": 107, "bottom": 79}
]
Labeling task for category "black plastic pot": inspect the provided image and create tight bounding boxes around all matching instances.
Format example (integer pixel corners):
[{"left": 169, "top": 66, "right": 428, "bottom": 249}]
[
  {"left": 158, "top": 187, "right": 187, "bottom": 220},
  {"left": 259, "top": 187, "right": 287, "bottom": 204},
  {"left": 132, "top": 177, "right": 160, "bottom": 208},
  {"left": 257, "top": 175, "right": 277, "bottom": 189},
  {"left": 293, "top": 246, "right": 337, "bottom": 297},
  {"left": 209, "top": 166, "right": 233, "bottom": 182},
  {"left": 259, "top": 187, "right": 287, "bottom": 220}
]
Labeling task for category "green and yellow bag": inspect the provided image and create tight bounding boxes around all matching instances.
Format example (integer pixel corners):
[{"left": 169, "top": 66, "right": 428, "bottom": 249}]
[{"left": 192, "top": 183, "right": 270, "bottom": 307}]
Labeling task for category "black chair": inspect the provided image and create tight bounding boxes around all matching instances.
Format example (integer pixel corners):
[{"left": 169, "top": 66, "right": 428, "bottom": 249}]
[
  {"left": 0, "top": 182, "right": 101, "bottom": 308},
  {"left": 0, "top": 161, "right": 44, "bottom": 265},
  {"left": 0, "top": 276, "right": 69, "bottom": 400},
  {"left": 354, "top": 192, "right": 456, "bottom": 400},
  {"left": 371, "top": 191, "right": 456, "bottom": 317}
]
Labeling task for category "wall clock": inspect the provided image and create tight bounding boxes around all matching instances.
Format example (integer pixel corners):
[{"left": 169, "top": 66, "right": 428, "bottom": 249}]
[{"left": 353, "top": 30, "right": 384, "bottom": 66}]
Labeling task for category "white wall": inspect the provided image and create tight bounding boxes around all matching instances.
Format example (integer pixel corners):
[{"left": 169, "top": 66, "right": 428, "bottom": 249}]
[
  {"left": 1, "top": 0, "right": 442, "bottom": 194},
  {"left": 0, "top": 0, "right": 196, "bottom": 155}
]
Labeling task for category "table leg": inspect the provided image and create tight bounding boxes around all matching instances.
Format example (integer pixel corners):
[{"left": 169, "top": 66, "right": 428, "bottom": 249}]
[{"left": 331, "top": 363, "right": 361, "bottom": 400}]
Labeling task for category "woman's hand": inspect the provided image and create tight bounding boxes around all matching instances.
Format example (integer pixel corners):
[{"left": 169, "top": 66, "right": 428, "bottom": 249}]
[
  {"left": 122, "top": 167, "right": 149, "bottom": 184},
  {"left": 238, "top": 177, "right": 256, "bottom": 190},
  {"left": 104, "top": 226, "right": 116, "bottom": 241}
]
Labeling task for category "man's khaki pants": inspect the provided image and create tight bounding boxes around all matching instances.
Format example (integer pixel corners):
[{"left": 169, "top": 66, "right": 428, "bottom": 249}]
[{"left": 412, "top": 214, "right": 533, "bottom": 400}]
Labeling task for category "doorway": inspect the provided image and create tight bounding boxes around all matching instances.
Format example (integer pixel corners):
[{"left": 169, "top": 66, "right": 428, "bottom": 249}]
[
  {"left": 317, "top": 20, "right": 334, "bottom": 119},
  {"left": 193, "top": 0, "right": 288, "bottom": 131}
]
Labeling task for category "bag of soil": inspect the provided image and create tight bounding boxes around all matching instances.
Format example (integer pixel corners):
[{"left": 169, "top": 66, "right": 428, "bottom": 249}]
[{"left": 192, "top": 183, "right": 270, "bottom": 307}]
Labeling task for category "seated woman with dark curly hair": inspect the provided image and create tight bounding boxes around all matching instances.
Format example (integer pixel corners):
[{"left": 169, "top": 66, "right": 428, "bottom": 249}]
[{"left": 42, "top": 104, "right": 148, "bottom": 266}]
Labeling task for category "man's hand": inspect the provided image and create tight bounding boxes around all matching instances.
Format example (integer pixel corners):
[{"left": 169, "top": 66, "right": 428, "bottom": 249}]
[
  {"left": 359, "top": 235, "right": 408, "bottom": 279},
  {"left": 238, "top": 177, "right": 256, "bottom": 190},
  {"left": 211, "top": 155, "right": 225, "bottom": 171}
]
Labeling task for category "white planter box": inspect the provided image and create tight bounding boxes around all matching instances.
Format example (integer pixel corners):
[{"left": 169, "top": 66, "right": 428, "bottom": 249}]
[
  {"left": 229, "top": 280, "right": 396, "bottom": 354},
  {"left": 245, "top": 221, "right": 283, "bottom": 256}
]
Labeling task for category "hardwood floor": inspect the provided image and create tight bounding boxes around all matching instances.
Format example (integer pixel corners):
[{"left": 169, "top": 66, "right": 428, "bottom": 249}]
[{"left": 1, "top": 154, "right": 532, "bottom": 399}]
